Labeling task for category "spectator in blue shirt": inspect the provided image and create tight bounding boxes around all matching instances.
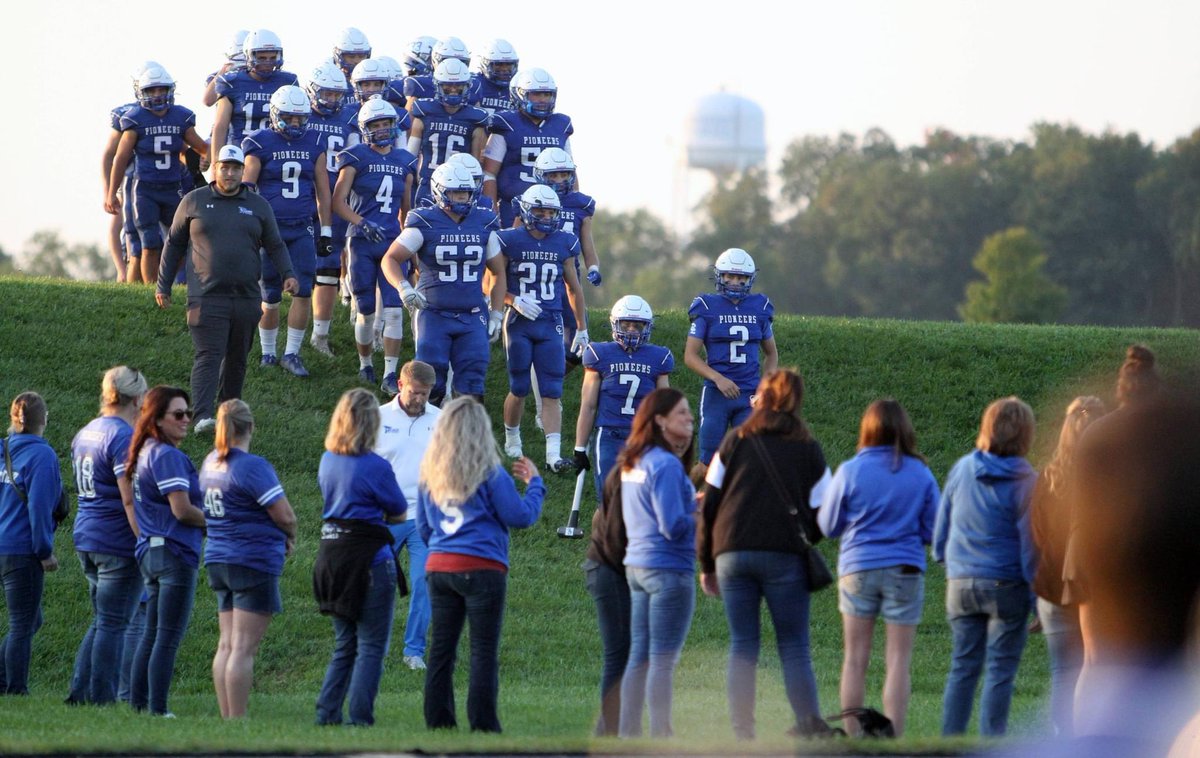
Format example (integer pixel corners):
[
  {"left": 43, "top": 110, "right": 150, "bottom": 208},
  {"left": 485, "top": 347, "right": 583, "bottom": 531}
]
[
  {"left": 819, "top": 399, "right": 939, "bottom": 737},
  {"left": 933, "top": 396, "right": 1037, "bottom": 737},
  {"left": 0, "top": 392, "right": 61, "bottom": 695}
]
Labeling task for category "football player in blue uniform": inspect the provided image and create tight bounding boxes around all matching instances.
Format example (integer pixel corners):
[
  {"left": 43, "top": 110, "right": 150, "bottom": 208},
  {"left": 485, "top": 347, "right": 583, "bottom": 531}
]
[
  {"left": 401, "top": 35, "right": 436, "bottom": 79},
  {"left": 106, "top": 65, "right": 209, "bottom": 287},
  {"left": 496, "top": 186, "right": 588, "bottom": 471},
  {"left": 333, "top": 98, "right": 417, "bottom": 394},
  {"left": 304, "top": 63, "right": 358, "bottom": 357},
  {"left": 481, "top": 68, "right": 575, "bottom": 227},
  {"left": 211, "top": 29, "right": 298, "bottom": 148},
  {"left": 573, "top": 295, "right": 674, "bottom": 496},
  {"left": 445, "top": 153, "right": 495, "bottom": 210},
  {"left": 373, "top": 56, "right": 407, "bottom": 111},
  {"left": 332, "top": 27, "right": 371, "bottom": 82},
  {"left": 242, "top": 85, "right": 333, "bottom": 379},
  {"left": 348, "top": 59, "right": 413, "bottom": 140},
  {"left": 103, "top": 62, "right": 158, "bottom": 282},
  {"left": 684, "top": 249, "right": 778, "bottom": 465},
  {"left": 408, "top": 59, "right": 488, "bottom": 210},
  {"left": 202, "top": 30, "right": 249, "bottom": 108},
  {"left": 472, "top": 39, "right": 518, "bottom": 116},
  {"left": 403, "top": 37, "right": 470, "bottom": 113},
  {"left": 381, "top": 163, "right": 507, "bottom": 405}
]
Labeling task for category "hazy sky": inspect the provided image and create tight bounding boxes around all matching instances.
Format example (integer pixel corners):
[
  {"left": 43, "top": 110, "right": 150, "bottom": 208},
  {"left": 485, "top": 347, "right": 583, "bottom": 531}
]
[{"left": 5, "top": 0, "right": 1200, "bottom": 261}]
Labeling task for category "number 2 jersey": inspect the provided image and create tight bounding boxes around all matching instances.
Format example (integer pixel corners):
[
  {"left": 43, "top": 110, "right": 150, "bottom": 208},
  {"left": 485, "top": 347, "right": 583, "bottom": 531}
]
[
  {"left": 242, "top": 127, "right": 325, "bottom": 222},
  {"left": 401, "top": 205, "right": 501, "bottom": 311},
  {"left": 688, "top": 292, "right": 774, "bottom": 391},
  {"left": 496, "top": 227, "right": 580, "bottom": 311},
  {"left": 583, "top": 341, "right": 676, "bottom": 431},
  {"left": 336, "top": 143, "right": 418, "bottom": 239}
]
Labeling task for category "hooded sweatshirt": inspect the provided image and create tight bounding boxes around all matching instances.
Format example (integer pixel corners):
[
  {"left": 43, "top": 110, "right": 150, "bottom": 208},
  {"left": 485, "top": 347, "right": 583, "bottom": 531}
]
[
  {"left": 933, "top": 449, "right": 1037, "bottom": 584},
  {"left": 0, "top": 434, "right": 61, "bottom": 559}
]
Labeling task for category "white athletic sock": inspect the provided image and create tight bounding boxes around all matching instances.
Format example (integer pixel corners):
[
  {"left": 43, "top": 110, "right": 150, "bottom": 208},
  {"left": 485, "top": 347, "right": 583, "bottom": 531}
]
[
  {"left": 359, "top": 354, "right": 373, "bottom": 369},
  {"left": 545, "top": 433, "right": 562, "bottom": 464},
  {"left": 284, "top": 327, "right": 305, "bottom": 356},
  {"left": 259, "top": 327, "right": 278, "bottom": 357},
  {"left": 312, "top": 319, "right": 331, "bottom": 338},
  {"left": 505, "top": 425, "right": 521, "bottom": 447},
  {"left": 384, "top": 356, "right": 399, "bottom": 375}
]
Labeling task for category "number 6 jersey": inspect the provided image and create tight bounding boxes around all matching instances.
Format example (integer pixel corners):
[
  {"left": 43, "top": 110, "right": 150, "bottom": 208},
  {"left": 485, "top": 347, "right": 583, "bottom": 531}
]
[{"left": 688, "top": 292, "right": 775, "bottom": 391}]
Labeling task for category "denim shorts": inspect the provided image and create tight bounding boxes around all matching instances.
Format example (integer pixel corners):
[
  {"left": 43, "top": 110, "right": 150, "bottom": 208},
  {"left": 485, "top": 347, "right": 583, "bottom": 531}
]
[
  {"left": 838, "top": 565, "right": 924, "bottom": 625},
  {"left": 207, "top": 563, "right": 282, "bottom": 615}
]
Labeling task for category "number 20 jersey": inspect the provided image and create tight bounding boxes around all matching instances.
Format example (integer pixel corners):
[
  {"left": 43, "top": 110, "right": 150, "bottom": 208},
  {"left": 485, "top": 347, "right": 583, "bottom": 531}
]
[
  {"left": 404, "top": 205, "right": 501, "bottom": 311},
  {"left": 583, "top": 341, "right": 675, "bottom": 431},
  {"left": 688, "top": 293, "right": 774, "bottom": 391}
]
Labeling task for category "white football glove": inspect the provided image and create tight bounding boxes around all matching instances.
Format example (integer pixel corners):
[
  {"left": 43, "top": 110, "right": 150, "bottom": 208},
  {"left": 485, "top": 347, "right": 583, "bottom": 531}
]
[
  {"left": 400, "top": 281, "right": 427, "bottom": 310},
  {"left": 488, "top": 310, "right": 504, "bottom": 342},
  {"left": 570, "top": 328, "right": 590, "bottom": 357},
  {"left": 511, "top": 294, "right": 543, "bottom": 320}
]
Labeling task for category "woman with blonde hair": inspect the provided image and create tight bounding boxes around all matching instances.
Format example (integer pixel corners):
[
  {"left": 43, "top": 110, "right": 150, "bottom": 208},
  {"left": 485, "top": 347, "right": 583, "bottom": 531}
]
[
  {"left": 933, "top": 396, "right": 1037, "bottom": 737},
  {"left": 200, "top": 399, "right": 296, "bottom": 718},
  {"left": 417, "top": 398, "right": 543, "bottom": 733},
  {"left": 314, "top": 388, "right": 406, "bottom": 726},
  {"left": 67, "top": 367, "right": 147, "bottom": 705}
]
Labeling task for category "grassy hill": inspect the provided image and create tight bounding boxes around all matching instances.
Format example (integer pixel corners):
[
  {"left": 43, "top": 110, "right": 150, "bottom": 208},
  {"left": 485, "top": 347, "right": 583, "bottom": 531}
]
[{"left": 0, "top": 276, "right": 1197, "bottom": 754}]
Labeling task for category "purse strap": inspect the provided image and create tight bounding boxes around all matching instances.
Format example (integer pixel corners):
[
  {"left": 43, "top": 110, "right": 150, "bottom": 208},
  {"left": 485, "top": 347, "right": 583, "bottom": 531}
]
[
  {"left": 745, "top": 434, "right": 816, "bottom": 550},
  {"left": 3, "top": 438, "right": 28, "bottom": 506}
]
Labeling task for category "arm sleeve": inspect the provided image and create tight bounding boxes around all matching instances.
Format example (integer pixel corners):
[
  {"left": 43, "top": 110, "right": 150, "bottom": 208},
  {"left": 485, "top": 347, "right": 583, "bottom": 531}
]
[
  {"left": 258, "top": 203, "right": 295, "bottom": 281},
  {"left": 158, "top": 194, "right": 193, "bottom": 294},
  {"left": 482, "top": 134, "right": 506, "bottom": 162},
  {"left": 154, "top": 448, "right": 194, "bottom": 495},
  {"left": 697, "top": 478, "right": 723, "bottom": 573},
  {"left": 397, "top": 227, "right": 424, "bottom": 251},
  {"left": 817, "top": 465, "right": 848, "bottom": 538},
  {"left": 416, "top": 489, "right": 433, "bottom": 544},
  {"left": 932, "top": 466, "right": 956, "bottom": 562},
  {"left": 1018, "top": 473, "right": 1038, "bottom": 587},
  {"left": 25, "top": 446, "right": 60, "bottom": 560},
  {"left": 373, "top": 457, "right": 407, "bottom": 517},
  {"left": 485, "top": 232, "right": 502, "bottom": 260},
  {"left": 489, "top": 468, "right": 544, "bottom": 529},
  {"left": 108, "top": 427, "right": 133, "bottom": 479},
  {"left": 247, "top": 458, "right": 285, "bottom": 508}
]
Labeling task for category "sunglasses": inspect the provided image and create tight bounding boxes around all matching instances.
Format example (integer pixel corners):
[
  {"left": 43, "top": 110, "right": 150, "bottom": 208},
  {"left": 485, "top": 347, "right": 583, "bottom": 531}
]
[{"left": 167, "top": 409, "right": 193, "bottom": 421}]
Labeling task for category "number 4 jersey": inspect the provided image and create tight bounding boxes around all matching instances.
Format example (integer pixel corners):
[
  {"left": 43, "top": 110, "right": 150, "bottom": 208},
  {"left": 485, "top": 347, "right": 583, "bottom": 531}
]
[
  {"left": 688, "top": 292, "right": 774, "bottom": 391},
  {"left": 337, "top": 143, "right": 418, "bottom": 239},
  {"left": 583, "top": 341, "right": 675, "bottom": 431}
]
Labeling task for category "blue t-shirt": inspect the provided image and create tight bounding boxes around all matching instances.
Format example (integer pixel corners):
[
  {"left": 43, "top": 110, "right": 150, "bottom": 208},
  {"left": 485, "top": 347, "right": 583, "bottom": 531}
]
[
  {"left": 497, "top": 227, "right": 580, "bottom": 311},
  {"left": 318, "top": 450, "right": 406, "bottom": 565},
  {"left": 242, "top": 127, "right": 325, "bottom": 222},
  {"left": 416, "top": 465, "right": 544, "bottom": 567},
  {"left": 411, "top": 99, "right": 489, "bottom": 185},
  {"left": 133, "top": 439, "right": 204, "bottom": 567},
  {"left": 200, "top": 449, "right": 288, "bottom": 576},
  {"left": 687, "top": 292, "right": 775, "bottom": 391},
  {"left": 119, "top": 104, "right": 196, "bottom": 183},
  {"left": 71, "top": 415, "right": 135, "bottom": 557},
  {"left": 621, "top": 446, "right": 696, "bottom": 572},
  {"left": 336, "top": 143, "right": 417, "bottom": 238},
  {"left": 214, "top": 69, "right": 300, "bottom": 145},
  {"left": 404, "top": 205, "right": 500, "bottom": 311},
  {"left": 582, "top": 341, "right": 676, "bottom": 431},
  {"left": 488, "top": 110, "right": 574, "bottom": 202}
]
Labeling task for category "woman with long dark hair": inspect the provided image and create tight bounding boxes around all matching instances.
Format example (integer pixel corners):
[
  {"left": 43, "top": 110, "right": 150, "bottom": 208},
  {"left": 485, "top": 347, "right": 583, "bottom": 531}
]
[
  {"left": 617, "top": 387, "right": 696, "bottom": 739},
  {"left": 698, "top": 368, "right": 831, "bottom": 739},
  {"left": 126, "top": 385, "right": 207, "bottom": 716}
]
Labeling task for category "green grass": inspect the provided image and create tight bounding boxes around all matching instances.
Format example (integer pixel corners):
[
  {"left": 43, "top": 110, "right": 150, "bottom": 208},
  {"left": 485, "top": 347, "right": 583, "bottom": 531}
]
[{"left": 1, "top": 276, "right": 1198, "bottom": 754}]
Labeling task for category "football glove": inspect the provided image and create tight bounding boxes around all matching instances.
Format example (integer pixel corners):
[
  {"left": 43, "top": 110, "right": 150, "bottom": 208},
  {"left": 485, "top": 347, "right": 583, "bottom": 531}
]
[
  {"left": 400, "top": 281, "right": 427, "bottom": 310},
  {"left": 357, "top": 220, "right": 386, "bottom": 243},
  {"left": 572, "top": 447, "right": 591, "bottom": 472},
  {"left": 570, "top": 328, "right": 589, "bottom": 357},
  {"left": 512, "top": 294, "right": 543, "bottom": 320},
  {"left": 586, "top": 265, "right": 602, "bottom": 286},
  {"left": 488, "top": 310, "right": 504, "bottom": 342}
]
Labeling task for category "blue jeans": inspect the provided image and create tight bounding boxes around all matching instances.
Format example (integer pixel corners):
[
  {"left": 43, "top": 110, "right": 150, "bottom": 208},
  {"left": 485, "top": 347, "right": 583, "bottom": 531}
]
[
  {"left": 389, "top": 521, "right": 429, "bottom": 658},
  {"left": 716, "top": 550, "right": 821, "bottom": 739},
  {"left": 942, "top": 577, "right": 1031, "bottom": 736},
  {"left": 424, "top": 569, "right": 508, "bottom": 732},
  {"left": 118, "top": 598, "right": 147, "bottom": 702},
  {"left": 619, "top": 566, "right": 695, "bottom": 738},
  {"left": 0, "top": 554, "right": 44, "bottom": 695},
  {"left": 1037, "top": 597, "right": 1082, "bottom": 736},
  {"left": 584, "top": 559, "right": 631, "bottom": 736},
  {"left": 316, "top": 560, "right": 397, "bottom": 726},
  {"left": 68, "top": 551, "right": 143, "bottom": 704},
  {"left": 130, "top": 545, "right": 198, "bottom": 715}
]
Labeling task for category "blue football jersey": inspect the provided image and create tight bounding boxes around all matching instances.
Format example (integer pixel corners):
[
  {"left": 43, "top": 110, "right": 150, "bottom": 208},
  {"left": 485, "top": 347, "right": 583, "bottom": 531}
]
[
  {"left": 403, "top": 74, "right": 435, "bottom": 101},
  {"left": 469, "top": 74, "right": 511, "bottom": 116},
  {"left": 497, "top": 227, "right": 580, "bottom": 311},
  {"left": 242, "top": 127, "right": 325, "bottom": 222},
  {"left": 583, "top": 341, "right": 676, "bottom": 430},
  {"left": 308, "top": 109, "right": 359, "bottom": 191},
  {"left": 199, "top": 449, "right": 288, "bottom": 576},
  {"left": 71, "top": 416, "right": 135, "bottom": 557},
  {"left": 119, "top": 105, "right": 196, "bottom": 182},
  {"left": 385, "top": 79, "right": 408, "bottom": 110},
  {"left": 688, "top": 293, "right": 775, "bottom": 391},
  {"left": 336, "top": 143, "right": 417, "bottom": 237},
  {"left": 488, "top": 111, "right": 574, "bottom": 202},
  {"left": 214, "top": 69, "right": 300, "bottom": 144},
  {"left": 559, "top": 191, "right": 596, "bottom": 237},
  {"left": 110, "top": 102, "right": 137, "bottom": 178},
  {"left": 404, "top": 205, "right": 500, "bottom": 311},
  {"left": 411, "top": 99, "right": 489, "bottom": 184}
]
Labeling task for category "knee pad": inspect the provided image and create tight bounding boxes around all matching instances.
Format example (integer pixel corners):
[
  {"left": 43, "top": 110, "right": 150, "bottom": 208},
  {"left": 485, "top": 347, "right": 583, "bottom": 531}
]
[
  {"left": 261, "top": 301, "right": 281, "bottom": 311},
  {"left": 382, "top": 307, "right": 404, "bottom": 340},
  {"left": 354, "top": 311, "right": 375, "bottom": 346},
  {"left": 315, "top": 268, "right": 341, "bottom": 287}
]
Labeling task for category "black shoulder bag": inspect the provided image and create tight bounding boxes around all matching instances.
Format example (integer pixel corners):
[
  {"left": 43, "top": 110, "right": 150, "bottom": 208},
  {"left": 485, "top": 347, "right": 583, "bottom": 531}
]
[{"left": 746, "top": 434, "right": 834, "bottom": 592}]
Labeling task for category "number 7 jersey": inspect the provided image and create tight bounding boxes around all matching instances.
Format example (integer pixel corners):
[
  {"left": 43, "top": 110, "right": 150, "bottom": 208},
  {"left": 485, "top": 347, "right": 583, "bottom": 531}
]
[
  {"left": 688, "top": 292, "right": 774, "bottom": 391},
  {"left": 583, "top": 341, "right": 675, "bottom": 431}
]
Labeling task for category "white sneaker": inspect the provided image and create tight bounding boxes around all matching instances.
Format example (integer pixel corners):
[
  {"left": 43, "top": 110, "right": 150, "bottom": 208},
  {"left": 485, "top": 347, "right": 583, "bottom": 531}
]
[
  {"left": 403, "top": 655, "right": 426, "bottom": 671},
  {"left": 503, "top": 441, "right": 523, "bottom": 459},
  {"left": 193, "top": 418, "right": 216, "bottom": 434},
  {"left": 310, "top": 335, "right": 334, "bottom": 357}
]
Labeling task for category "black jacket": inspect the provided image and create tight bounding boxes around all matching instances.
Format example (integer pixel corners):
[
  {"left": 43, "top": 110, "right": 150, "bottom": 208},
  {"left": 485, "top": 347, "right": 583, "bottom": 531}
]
[{"left": 312, "top": 519, "right": 405, "bottom": 621}]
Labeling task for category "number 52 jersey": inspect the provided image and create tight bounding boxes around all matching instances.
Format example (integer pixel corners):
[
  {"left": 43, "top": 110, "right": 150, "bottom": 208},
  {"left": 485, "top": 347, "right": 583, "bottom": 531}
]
[{"left": 688, "top": 292, "right": 774, "bottom": 391}]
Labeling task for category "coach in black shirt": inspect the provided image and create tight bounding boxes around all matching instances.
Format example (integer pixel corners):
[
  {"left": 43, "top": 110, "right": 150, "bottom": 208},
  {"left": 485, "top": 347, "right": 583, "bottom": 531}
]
[{"left": 157, "top": 144, "right": 296, "bottom": 431}]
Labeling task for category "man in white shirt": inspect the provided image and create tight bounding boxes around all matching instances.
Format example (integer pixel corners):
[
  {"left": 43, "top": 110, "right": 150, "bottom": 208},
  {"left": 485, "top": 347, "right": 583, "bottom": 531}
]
[{"left": 375, "top": 360, "right": 440, "bottom": 670}]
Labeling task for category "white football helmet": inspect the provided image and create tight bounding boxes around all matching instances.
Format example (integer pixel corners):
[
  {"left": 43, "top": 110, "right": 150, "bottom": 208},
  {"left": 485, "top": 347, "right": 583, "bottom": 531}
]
[
  {"left": 713, "top": 248, "right": 757, "bottom": 300},
  {"left": 478, "top": 39, "right": 518, "bottom": 86},
  {"left": 374, "top": 55, "right": 402, "bottom": 82},
  {"left": 357, "top": 97, "right": 399, "bottom": 147},
  {"left": 431, "top": 163, "right": 478, "bottom": 216},
  {"left": 243, "top": 29, "right": 284, "bottom": 75},
  {"left": 225, "top": 30, "right": 250, "bottom": 68},
  {"left": 333, "top": 27, "right": 371, "bottom": 74},
  {"left": 270, "top": 85, "right": 311, "bottom": 138},
  {"left": 307, "top": 62, "right": 348, "bottom": 116},
  {"left": 433, "top": 59, "right": 472, "bottom": 107},
  {"left": 130, "top": 60, "right": 162, "bottom": 99},
  {"left": 517, "top": 185, "right": 563, "bottom": 234},
  {"left": 609, "top": 295, "right": 654, "bottom": 351},
  {"left": 403, "top": 35, "right": 436, "bottom": 77},
  {"left": 137, "top": 66, "right": 175, "bottom": 110},
  {"left": 533, "top": 148, "right": 576, "bottom": 196},
  {"left": 431, "top": 37, "right": 471, "bottom": 68},
  {"left": 350, "top": 59, "right": 389, "bottom": 103},
  {"left": 510, "top": 68, "right": 556, "bottom": 119}
]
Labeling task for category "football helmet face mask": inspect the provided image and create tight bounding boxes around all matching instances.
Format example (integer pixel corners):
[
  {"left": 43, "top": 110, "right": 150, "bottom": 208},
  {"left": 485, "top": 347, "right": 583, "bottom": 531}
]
[
  {"left": 350, "top": 59, "right": 389, "bottom": 103},
  {"left": 307, "top": 62, "right": 348, "bottom": 116},
  {"left": 510, "top": 68, "right": 556, "bottom": 119},
  {"left": 609, "top": 295, "right": 654, "bottom": 351},
  {"left": 533, "top": 147, "right": 576, "bottom": 196},
  {"left": 244, "top": 29, "right": 284, "bottom": 76},
  {"left": 403, "top": 36, "right": 436, "bottom": 77},
  {"left": 517, "top": 185, "right": 563, "bottom": 234},
  {"left": 270, "top": 85, "right": 311, "bottom": 139},
  {"left": 431, "top": 37, "right": 470, "bottom": 68},
  {"left": 433, "top": 59, "right": 472, "bottom": 107},
  {"left": 479, "top": 39, "right": 518, "bottom": 86},
  {"left": 333, "top": 27, "right": 371, "bottom": 75},
  {"left": 713, "top": 248, "right": 757, "bottom": 300},
  {"left": 444, "top": 153, "right": 484, "bottom": 194},
  {"left": 137, "top": 67, "right": 176, "bottom": 110},
  {"left": 431, "top": 163, "right": 478, "bottom": 216},
  {"left": 357, "top": 98, "right": 399, "bottom": 147}
]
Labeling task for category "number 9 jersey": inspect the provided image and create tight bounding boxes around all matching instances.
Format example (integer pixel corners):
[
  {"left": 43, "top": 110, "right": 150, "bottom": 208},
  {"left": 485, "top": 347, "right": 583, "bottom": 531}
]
[{"left": 687, "top": 292, "right": 774, "bottom": 391}]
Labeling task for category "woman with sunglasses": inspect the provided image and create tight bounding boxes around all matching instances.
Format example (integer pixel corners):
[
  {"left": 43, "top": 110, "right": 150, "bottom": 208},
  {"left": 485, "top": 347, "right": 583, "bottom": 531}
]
[{"left": 126, "top": 386, "right": 206, "bottom": 717}]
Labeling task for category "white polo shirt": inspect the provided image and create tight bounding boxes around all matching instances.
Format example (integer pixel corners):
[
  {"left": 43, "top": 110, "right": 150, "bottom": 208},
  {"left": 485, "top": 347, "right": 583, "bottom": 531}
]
[{"left": 375, "top": 400, "right": 441, "bottom": 519}]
